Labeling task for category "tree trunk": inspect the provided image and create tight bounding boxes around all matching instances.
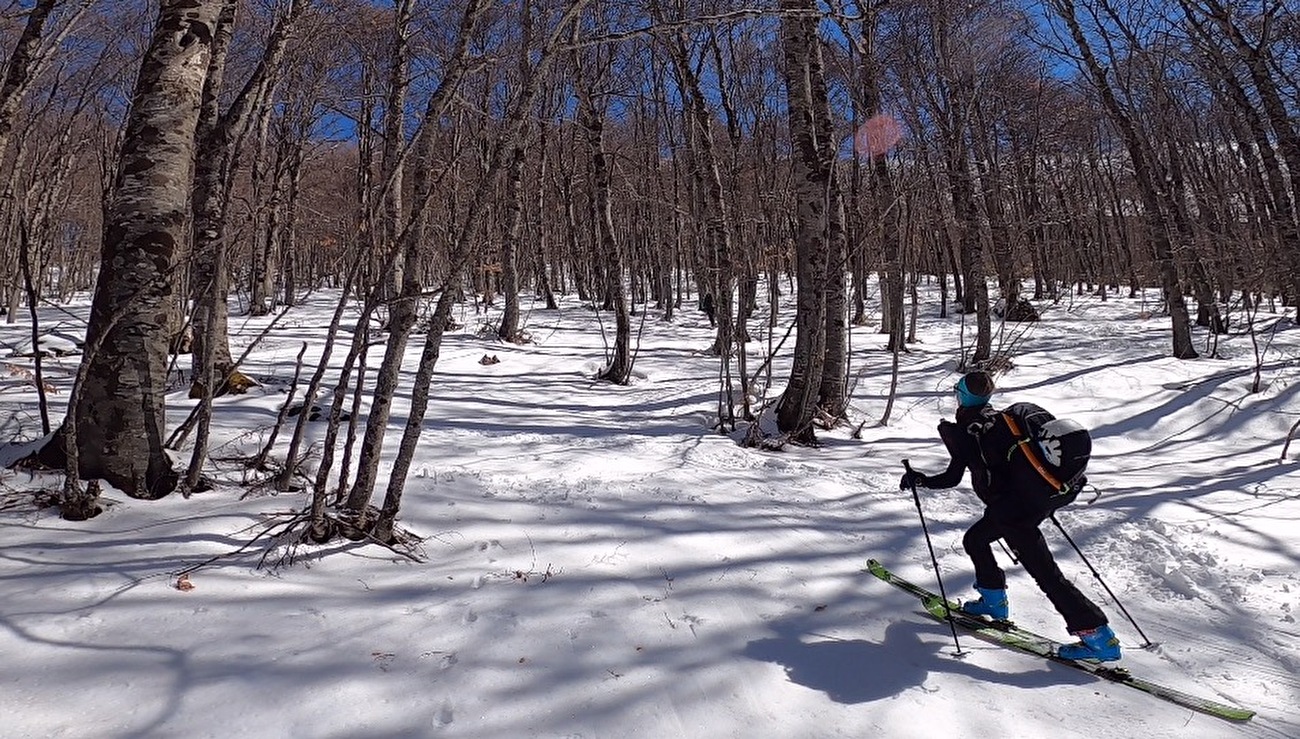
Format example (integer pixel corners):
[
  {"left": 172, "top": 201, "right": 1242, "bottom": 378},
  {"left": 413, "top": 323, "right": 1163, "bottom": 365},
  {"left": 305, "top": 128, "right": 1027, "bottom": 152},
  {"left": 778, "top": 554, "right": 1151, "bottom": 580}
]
[
  {"left": 373, "top": 287, "right": 457, "bottom": 542},
  {"left": 281, "top": 142, "right": 303, "bottom": 307},
  {"left": 818, "top": 163, "right": 849, "bottom": 420},
  {"left": 661, "top": 23, "right": 738, "bottom": 427},
  {"left": 855, "top": 7, "right": 902, "bottom": 348},
  {"left": 497, "top": 144, "right": 526, "bottom": 340},
  {"left": 248, "top": 104, "right": 276, "bottom": 316},
  {"left": 1180, "top": 0, "right": 1300, "bottom": 319},
  {"left": 345, "top": 1, "right": 490, "bottom": 515},
  {"left": 363, "top": 0, "right": 592, "bottom": 535},
  {"left": 531, "top": 123, "right": 558, "bottom": 310},
  {"left": 346, "top": 0, "right": 582, "bottom": 519},
  {"left": 973, "top": 109, "right": 1018, "bottom": 306},
  {"left": 190, "top": 0, "right": 304, "bottom": 398},
  {"left": 577, "top": 75, "right": 631, "bottom": 384},
  {"left": 950, "top": 147, "right": 991, "bottom": 363},
  {"left": 0, "top": 0, "right": 61, "bottom": 166},
  {"left": 775, "top": 0, "right": 831, "bottom": 442},
  {"left": 46, "top": 0, "right": 223, "bottom": 500}
]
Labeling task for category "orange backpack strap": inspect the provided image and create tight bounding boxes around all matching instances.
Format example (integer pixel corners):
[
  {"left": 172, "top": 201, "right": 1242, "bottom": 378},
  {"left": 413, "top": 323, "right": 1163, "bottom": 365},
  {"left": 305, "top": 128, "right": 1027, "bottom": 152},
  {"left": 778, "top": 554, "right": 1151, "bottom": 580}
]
[{"left": 1001, "top": 411, "right": 1068, "bottom": 493}]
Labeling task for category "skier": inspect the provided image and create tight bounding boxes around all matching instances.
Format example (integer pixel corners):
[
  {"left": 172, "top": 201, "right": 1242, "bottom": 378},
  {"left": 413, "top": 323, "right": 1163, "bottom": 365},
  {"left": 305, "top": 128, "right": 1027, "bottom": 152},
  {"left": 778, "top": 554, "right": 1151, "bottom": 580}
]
[{"left": 898, "top": 370, "right": 1121, "bottom": 661}]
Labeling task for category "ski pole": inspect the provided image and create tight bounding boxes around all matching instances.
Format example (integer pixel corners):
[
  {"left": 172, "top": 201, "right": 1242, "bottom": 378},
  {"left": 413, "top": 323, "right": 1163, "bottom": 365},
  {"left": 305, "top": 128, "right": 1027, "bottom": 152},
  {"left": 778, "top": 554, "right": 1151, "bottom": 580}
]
[
  {"left": 903, "top": 459, "right": 966, "bottom": 657},
  {"left": 1049, "top": 513, "right": 1155, "bottom": 648}
]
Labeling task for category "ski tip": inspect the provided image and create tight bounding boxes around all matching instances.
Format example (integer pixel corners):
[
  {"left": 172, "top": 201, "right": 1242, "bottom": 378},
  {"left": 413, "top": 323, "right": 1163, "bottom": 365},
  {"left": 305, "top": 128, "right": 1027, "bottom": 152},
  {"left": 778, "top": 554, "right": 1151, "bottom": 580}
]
[{"left": 1202, "top": 706, "right": 1256, "bottom": 722}]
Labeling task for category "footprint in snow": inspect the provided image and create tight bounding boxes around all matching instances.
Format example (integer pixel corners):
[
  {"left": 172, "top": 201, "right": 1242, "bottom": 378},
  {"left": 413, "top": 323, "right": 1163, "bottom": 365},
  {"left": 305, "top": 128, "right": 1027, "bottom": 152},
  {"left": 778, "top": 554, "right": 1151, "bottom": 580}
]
[{"left": 436, "top": 702, "right": 454, "bottom": 727}]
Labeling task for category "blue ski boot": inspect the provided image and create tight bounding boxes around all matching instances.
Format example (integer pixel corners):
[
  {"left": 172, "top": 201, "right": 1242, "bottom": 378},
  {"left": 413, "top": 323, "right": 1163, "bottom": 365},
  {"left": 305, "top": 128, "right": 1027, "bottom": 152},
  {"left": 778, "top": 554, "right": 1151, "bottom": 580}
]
[
  {"left": 1058, "top": 624, "right": 1122, "bottom": 662},
  {"left": 961, "top": 586, "right": 1009, "bottom": 620}
]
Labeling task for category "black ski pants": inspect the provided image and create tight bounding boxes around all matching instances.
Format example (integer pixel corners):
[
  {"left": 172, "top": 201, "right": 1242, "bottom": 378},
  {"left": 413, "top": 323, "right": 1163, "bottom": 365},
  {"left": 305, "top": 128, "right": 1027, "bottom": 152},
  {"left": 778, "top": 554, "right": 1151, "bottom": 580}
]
[{"left": 963, "top": 510, "right": 1107, "bottom": 634}]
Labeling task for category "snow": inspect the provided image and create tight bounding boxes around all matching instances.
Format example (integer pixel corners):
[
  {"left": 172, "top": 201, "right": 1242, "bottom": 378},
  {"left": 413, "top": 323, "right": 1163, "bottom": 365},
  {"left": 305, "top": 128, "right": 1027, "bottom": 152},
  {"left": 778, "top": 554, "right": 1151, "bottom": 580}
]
[
  {"left": 1, "top": 284, "right": 1298, "bottom": 738},
  {"left": 5, "top": 326, "right": 83, "bottom": 358}
]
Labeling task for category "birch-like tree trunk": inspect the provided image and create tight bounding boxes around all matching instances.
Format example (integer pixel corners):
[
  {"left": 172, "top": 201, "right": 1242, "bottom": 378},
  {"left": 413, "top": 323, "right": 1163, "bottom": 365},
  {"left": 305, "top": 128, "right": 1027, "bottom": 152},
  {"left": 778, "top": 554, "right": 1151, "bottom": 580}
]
[
  {"left": 577, "top": 56, "right": 631, "bottom": 384},
  {"left": 49, "top": 0, "right": 223, "bottom": 505},
  {"left": 248, "top": 103, "right": 276, "bottom": 315},
  {"left": 532, "top": 121, "right": 558, "bottom": 310},
  {"left": 379, "top": 0, "right": 414, "bottom": 302},
  {"left": 0, "top": 0, "right": 61, "bottom": 166},
  {"left": 367, "top": 0, "right": 592, "bottom": 538},
  {"left": 775, "top": 0, "right": 830, "bottom": 442},
  {"left": 497, "top": 143, "right": 527, "bottom": 341},
  {"left": 497, "top": 3, "right": 535, "bottom": 342},
  {"left": 812, "top": 16, "right": 849, "bottom": 420},
  {"left": 818, "top": 170, "right": 849, "bottom": 420},
  {"left": 345, "top": 0, "right": 490, "bottom": 514},
  {"left": 0, "top": 0, "right": 92, "bottom": 326},
  {"left": 932, "top": 7, "right": 991, "bottom": 364},
  {"left": 190, "top": 0, "right": 306, "bottom": 399},
  {"left": 661, "top": 23, "right": 738, "bottom": 428},
  {"left": 1182, "top": 0, "right": 1300, "bottom": 319},
  {"left": 854, "top": 8, "right": 905, "bottom": 351},
  {"left": 183, "top": 0, "right": 308, "bottom": 492}
]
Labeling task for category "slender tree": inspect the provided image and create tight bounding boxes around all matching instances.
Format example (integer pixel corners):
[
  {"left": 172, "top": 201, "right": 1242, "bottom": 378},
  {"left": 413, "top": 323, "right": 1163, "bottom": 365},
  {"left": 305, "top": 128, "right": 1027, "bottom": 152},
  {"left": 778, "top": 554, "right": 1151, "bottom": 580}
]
[
  {"left": 1047, "top": 0, "right": 1198, "bottom": 358},
  {"left": 575, "top": 37, "right": 632, "bottom": 384},
  {"left": 775, "top": 0, "right": 832, "bottom": 442},
  {"left": 343, "top": 0, "right": 488, "bottom": 517},
  {"left": 190, "top": 0, "right": 308, "bottom": 400}
]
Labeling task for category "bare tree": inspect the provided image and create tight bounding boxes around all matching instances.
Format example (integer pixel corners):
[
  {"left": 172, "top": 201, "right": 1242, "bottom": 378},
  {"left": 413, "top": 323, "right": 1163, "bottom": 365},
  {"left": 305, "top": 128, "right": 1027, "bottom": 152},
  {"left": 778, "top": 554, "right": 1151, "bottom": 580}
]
[
  {"left": 189, "top": 0, "right": 309, "bottom": 401},
  {"left": 658, "top": 7, "right": 740, "bottom": 429},
  {"left": 42, "top": 0, "right": 225, "bottom": 510},
  {"left": 379, "top": 0, "right": 414, "bottom": 302},
  {"left": 1178, "top": 0, "right": 1300, "bottom": 320},
  {"left": 342, "top": 0, "right": 488, "bottom": 519},
  {"left": 1047, "top": 0, "right": 1198, "bottom": 358},
  {"left": 367, "top": 0, "right": 593, "bottom": 542},
  {"left": 775, "top": 0, "right": 832, "bottom": 442},
  {"left": 575, "top": 30, "right": 631, "bottom": 384},
  {"left": 497, "top": 0, "right": 537, "bottom": 343},
  {"left": 0, "top": 0, "right": 95, "bottom": 165}
]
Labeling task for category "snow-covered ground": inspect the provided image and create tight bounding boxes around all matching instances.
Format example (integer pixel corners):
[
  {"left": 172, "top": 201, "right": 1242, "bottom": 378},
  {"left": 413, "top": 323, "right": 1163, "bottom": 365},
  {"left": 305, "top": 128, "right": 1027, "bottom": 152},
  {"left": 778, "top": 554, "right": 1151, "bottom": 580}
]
[{"left": 1, "top": 282, "right": 1298, "bottom": 738}]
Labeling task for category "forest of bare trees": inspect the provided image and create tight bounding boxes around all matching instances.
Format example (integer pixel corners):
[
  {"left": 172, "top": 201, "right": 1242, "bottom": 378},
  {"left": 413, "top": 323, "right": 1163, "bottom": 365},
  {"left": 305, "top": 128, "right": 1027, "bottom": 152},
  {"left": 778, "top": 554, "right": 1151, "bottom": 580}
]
[{"left": 1, "top": 0, "right": 1296, "bottom": 534}]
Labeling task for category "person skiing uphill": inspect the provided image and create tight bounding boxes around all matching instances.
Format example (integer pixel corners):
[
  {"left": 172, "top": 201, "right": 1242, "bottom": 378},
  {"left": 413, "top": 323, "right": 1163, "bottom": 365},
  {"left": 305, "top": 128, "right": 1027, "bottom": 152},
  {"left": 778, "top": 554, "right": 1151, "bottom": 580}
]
[{"left": 898, "top": 371, "right": 1121, "bottom": 662}]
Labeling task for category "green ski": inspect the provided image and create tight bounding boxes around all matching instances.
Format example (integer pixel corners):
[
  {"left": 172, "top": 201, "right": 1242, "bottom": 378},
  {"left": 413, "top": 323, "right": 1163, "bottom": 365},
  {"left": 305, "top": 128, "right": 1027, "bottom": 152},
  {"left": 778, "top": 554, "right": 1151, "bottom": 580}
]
[{"left": 866, "top": 558, "right": 1254, "bottom": 723}]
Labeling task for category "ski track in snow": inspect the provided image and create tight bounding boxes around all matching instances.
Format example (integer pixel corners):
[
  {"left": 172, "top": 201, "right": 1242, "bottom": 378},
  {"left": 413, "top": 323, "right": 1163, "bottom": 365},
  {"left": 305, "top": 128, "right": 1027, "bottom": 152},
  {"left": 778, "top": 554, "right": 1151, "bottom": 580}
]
[{"left": 1, "top": 288, "right": 1299, "bottom": 738}]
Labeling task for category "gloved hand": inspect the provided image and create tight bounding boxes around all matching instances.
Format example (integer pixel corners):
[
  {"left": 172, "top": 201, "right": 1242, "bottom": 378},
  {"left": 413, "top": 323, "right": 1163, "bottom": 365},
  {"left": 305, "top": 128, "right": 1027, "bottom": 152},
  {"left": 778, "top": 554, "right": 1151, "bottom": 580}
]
[{"left": 899, "top": 469, "right": 927, "bottom": 490}]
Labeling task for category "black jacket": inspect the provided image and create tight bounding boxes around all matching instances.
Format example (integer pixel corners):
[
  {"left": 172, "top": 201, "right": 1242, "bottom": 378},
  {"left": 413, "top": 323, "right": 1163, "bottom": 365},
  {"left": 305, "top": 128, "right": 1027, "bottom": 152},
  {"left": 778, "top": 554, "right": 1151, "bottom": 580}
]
[{"left": 923, "top": 403, "right": 1053, "bottom": 525}]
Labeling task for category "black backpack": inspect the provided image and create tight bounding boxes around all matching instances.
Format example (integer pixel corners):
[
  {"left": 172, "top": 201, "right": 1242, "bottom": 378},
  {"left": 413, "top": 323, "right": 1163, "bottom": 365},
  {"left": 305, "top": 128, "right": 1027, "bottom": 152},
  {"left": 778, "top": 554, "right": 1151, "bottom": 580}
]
[{"left": 976, "top": 402, "right": 1092, "bottom": 508}]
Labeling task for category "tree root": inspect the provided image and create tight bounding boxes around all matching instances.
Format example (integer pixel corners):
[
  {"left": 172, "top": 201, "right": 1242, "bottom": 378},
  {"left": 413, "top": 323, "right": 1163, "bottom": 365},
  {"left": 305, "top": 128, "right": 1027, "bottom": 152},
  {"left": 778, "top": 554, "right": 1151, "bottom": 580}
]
[{"left": 171, "top": 509, "right": 427, "bottom": 580}]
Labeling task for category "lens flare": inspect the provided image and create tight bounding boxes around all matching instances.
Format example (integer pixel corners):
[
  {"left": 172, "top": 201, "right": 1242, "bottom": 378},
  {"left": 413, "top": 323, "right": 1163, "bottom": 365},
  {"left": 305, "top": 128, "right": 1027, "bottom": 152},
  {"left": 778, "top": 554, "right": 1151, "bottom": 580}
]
[{"left": 854, "top": 114, "right": 904, "bottom": 158}]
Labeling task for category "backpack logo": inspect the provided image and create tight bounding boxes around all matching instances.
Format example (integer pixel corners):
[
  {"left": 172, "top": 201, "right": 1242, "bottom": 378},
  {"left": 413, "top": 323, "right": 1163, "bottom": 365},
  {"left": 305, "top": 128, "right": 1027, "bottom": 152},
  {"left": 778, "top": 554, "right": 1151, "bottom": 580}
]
[
  {"left": 1038, "top": 435, "right": 1063, "bottom": 466},
  {"left": 1036, "top": 418, "right": 1079, "bottom": 467}
]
